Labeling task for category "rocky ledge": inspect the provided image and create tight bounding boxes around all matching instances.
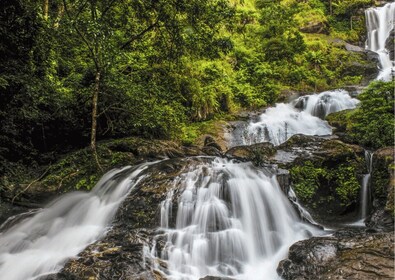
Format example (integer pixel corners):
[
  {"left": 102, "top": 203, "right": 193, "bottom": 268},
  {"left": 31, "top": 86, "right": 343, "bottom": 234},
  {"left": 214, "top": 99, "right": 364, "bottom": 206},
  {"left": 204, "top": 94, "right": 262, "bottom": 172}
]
[{"left": 278, "top": 230, "right": 394, "bottom": 280}]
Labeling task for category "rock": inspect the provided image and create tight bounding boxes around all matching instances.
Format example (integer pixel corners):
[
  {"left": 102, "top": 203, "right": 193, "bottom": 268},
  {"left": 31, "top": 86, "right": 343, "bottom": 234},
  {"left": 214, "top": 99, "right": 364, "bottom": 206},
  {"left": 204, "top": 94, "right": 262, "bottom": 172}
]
[
  {"left": 300, "top": 21, "right": 327, "bottom": 34},
  {"left": 385, "top": 29, "right": 394, "bottom": 61},
  {"left": 345, "top": 43, "right": 365, "bottom": 53},
  {"left": 225, "top": 142, "right": 276, "bottom": 165},
  {"left": 342, "top": 61, "right": 378, "bottom": 85},
  {"left": 367, "top": 147, "right": 395, "bottom": 231},
  {"left": 277, "top": 231, "right": 394, "bottom": 280},
  {"left": 204, "top": 135, "right": 222, "bottom": 151},
  {"left": 199, "top": 277, "right": 235, "bottom": 280},
  {"left": 272, "top": 135, "right": 366, "bottom": 225}
]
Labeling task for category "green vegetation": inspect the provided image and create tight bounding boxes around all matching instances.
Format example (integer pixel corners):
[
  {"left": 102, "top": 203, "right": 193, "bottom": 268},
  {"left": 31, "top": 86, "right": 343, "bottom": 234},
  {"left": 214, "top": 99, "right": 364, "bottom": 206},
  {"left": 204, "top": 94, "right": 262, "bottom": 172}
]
[
  {"left": 327, "top": 81, "right": 395, "bottom": 149},
  {"left": 0, "top": 0, "right": 382, "bottom": 176},
  {"left": 291, "top": 160, "right": 360, "bottom": 208}
]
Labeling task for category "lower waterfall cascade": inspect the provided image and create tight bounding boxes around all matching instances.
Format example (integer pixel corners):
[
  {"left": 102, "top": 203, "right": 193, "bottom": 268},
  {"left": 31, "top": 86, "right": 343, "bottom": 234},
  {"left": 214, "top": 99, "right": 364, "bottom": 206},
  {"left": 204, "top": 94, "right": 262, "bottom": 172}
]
[
  {"left": 0, "top": 164, "right": 152, "bottom": 280},
  {"left": 150, "top": 158, "right": 320, "bottom": 280}
]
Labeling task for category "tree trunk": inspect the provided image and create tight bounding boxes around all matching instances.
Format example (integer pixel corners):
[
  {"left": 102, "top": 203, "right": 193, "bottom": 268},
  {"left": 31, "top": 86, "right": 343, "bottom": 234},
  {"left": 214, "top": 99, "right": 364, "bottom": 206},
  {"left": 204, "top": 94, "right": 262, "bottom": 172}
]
[
  {"left": 91, "top": 69, "right": 102, "bottom": 171},
  {"left": 329, "top": 0, "right": 332, "bottom": 16},
  {"left": 43, "top": 0, "right": 49, "bottom": 20}
]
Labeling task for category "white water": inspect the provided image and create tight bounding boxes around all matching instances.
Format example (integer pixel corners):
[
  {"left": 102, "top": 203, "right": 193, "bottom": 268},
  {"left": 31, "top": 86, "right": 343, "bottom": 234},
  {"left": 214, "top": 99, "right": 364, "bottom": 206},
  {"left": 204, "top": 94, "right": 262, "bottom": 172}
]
[
  {"left": 231, "top": 90, "right": 359, "bottom": 146},
  {"left": 365, "top": 2, "right": 395, "bottom": 81},
  {"left": 0, "top": 164, "right": 151, "bottom": 280},
  {"left": 360, "top": 151, "right": 373, "bottom": 220},
  {"left": 152, "top": 158, "right": 319, "bottom": 280}
]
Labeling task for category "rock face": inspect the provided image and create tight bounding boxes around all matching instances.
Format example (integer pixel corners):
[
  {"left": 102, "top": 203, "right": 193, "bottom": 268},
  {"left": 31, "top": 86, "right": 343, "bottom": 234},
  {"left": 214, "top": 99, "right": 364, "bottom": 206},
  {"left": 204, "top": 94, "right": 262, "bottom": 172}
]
[
  {"left": 385, "top": 29, "right": 394, "bottom": 61},
  {"left": 270, "top": 135, "right": 365, "bottom": 225},
  {"left": 278, "top": 231, "right": 394, "bottom": 280},
  {"left": 366, "top": 147, "right": 394, "bottom": 232}
]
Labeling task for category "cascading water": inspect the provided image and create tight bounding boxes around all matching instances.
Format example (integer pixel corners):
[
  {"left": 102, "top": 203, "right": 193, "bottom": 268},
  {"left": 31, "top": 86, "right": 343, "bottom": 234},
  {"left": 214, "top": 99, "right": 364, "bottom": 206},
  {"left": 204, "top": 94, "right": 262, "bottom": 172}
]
[
  {"left": 365, "top": 2, "right": 395, "bottom": 81},
  {"left": 151, "top": 158, "right": 319, "bottom": 280},
  {"left": 360, "top": 150, "right": 373, "bottom": 220},
  {"left": 229, "top": 90, "right": 359, "bottom": 147},
  {"left": 0, "top": 163, "right": 152, "bottom": 280}
]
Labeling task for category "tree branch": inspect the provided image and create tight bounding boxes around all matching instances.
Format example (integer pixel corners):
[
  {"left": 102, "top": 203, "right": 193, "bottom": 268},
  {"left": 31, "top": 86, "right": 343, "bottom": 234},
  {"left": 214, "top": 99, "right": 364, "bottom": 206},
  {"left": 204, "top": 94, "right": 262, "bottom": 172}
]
[
  {"left": 62, "top": 0, "right": 100, "bottom": 70},
  {"left": 120, "top": 20, "right": 159, "bottom": 50}
]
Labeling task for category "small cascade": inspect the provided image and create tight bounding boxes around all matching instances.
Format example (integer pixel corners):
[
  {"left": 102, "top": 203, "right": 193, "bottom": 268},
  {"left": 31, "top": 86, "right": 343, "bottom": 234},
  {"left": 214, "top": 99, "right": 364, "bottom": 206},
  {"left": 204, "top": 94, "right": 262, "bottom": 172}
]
[
  {"left": 230, "top": 90, "right": 359, "bottom": 147},
  {"left": 152, "top": 158, "right": 319, "bottom": 280},
  {"left": 292, "top": 89, "right": 360, "bottom": 119},
  {"left": 0, "top": 163, "right": 152, "bottom": 280},
  {"left": 360, "top": 151, "right": 373, "bottom": 220},
  {"left": 365, "top": 2, "right": 395, "bottom": 81}
]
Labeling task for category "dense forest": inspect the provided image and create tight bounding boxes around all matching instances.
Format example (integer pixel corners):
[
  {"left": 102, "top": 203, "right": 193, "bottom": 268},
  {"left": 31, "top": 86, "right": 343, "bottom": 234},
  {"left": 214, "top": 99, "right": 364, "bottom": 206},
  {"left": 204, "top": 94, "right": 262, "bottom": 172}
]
[{"left": 1, "top": 0, "right": 388, "bottom": 175}]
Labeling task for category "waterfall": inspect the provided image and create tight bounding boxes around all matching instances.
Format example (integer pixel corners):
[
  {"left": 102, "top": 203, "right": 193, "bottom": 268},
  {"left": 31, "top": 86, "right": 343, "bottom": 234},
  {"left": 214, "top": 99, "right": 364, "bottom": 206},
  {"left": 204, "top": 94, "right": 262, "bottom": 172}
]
[
  {"left": 152, "top": 158, "right": 319, "bottom": 280},
  {"left": 0, "top": 163, "right": 152, "bottom": 280},
  {"left": 365, "top": 2, "right": 395, "bottom": 81},
  {"left": 360, "top": 151, "right": 373, "bottom": 220},
  {"left": 229, "top": 90, "right": 359, "bottom": 147}
]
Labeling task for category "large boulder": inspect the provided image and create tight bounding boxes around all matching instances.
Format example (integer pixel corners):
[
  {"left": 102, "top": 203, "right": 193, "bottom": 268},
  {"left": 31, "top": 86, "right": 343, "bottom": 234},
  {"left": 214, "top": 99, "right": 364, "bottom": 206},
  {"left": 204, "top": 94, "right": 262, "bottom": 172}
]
[
  {"left": 277, "top": 230, "right": 394, "bottom": 280},
  {"left": 366, "top": 147, "right": 394, "bottom": 231},
  {"left": 270, "top": 135, "right": 366, "bottom": 225},
  {"left": 386, "top": 29, "right": 394, "bottom": 61}
]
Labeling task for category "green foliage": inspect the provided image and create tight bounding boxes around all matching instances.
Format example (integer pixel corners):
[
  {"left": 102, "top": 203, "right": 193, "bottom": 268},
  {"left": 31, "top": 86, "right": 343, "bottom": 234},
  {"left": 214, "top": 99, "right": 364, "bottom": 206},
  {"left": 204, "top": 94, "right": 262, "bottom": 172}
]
[
  {"left": 0, "top": 0, "right": 382, "bottom": 173},
  {"left": 290, "top": 161, "right": 327, "bottom": 202},
  {"left": 334, "top": 164, "right": 360, "bottom": 206},
  {"left": 327, "top": 81, "right": 394, "bottom": 149}
]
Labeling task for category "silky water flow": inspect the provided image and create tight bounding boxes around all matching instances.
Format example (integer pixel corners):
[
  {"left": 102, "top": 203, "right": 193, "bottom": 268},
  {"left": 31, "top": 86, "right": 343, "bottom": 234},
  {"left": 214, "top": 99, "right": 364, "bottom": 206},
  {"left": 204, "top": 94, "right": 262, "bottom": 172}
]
[{"left": 150, "top": 158, "right": 320, "bottom": 280}]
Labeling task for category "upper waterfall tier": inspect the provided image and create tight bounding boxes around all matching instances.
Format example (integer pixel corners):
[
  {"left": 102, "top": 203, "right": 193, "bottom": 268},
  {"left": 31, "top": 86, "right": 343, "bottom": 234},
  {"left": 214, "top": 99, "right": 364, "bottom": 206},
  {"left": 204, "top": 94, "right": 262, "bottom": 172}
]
[
  {"left": 228, "top": 90, "right": 359, "bottom": 147},
  {"left": 365, "top": 2, "right": 395, "bottom": 81}
]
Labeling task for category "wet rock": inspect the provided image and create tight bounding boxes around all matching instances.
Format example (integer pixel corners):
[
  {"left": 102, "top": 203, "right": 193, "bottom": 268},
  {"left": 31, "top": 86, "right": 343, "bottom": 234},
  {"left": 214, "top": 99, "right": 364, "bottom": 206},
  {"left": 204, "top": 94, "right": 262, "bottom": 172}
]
[
  {"left": 271, "top": 135, "right": 366, "bottom": 225},
  {"left": 385, "top": 29, "right": 394, "bottom": 61},
  {"left": 367, "top": 147, "right": 394, "bottom": 231},
  {"left": 204, "top": 135, "right": 223, "bottom": 151},
  {"left": 225, "top": 142, "right": 276, "bottom": 165},
  {"left": 199, "top": 277, "right": 235, "bottom": 280},
  {"left": 278, "top": 231, "right": 394, "bottom": 280}
]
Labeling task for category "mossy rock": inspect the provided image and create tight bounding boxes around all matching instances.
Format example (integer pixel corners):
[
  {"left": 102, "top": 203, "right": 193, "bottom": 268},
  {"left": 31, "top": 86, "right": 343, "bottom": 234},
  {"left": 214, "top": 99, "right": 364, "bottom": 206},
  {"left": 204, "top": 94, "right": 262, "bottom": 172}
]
[
  {"left": 225, "top": 142, "right": 276, "bottom": 166},
  {"left": 0, "top": 137, "right": 203, "bottom": 206},
  {"left": 371, "top": 147, "right": 394, "bottom": 208},
  {"left": 284, "top": 137, "right": 366, "bottom": 224}
]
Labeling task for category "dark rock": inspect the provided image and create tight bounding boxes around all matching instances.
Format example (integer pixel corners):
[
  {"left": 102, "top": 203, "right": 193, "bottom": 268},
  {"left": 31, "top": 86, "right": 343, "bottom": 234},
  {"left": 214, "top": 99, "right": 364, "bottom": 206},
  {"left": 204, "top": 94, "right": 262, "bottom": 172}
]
[
  {"left": 225, "top": 142, "right": 276, "bottom": 165},
  {"left": 199, "top": 277, "right": 235, "bottom": 280},
  {"left": 367, "top": 147, "right": 395, "bottom": 231},
  {"left": 385, "top": 29, "right": 394, "bottom": 61},
  {"left": 271, "top": 135, "right": 366, "bottom": 225},
  {"left": 202, "top": 145, "right": 222, "bottom": 156},
  {"left": 277, "top": 231, "right": 394, "bottom": 280},
  {"left": 342, "top": 61, "right": 378, "bottom": 85},
  {"left": 204, "top": 135, "right": 223, "bottom": 151}
]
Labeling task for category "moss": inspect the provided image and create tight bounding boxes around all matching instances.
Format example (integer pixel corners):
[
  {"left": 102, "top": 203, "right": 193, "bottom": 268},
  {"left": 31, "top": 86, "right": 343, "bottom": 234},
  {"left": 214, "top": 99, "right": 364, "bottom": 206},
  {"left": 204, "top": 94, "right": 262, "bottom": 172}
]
[
  {"left": 290, "top": 161, "right": 328, "bottom": 203},
  {"left": 333, "top": 163, "right": 360, "bottom": 207}
]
